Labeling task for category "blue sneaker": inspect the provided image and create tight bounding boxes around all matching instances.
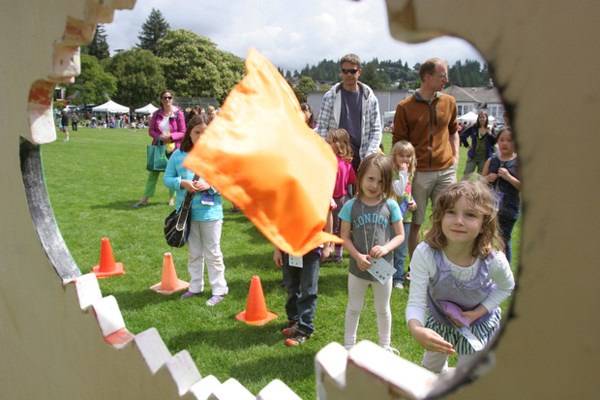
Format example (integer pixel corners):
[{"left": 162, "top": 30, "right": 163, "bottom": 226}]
[{"left": 180, "top": 291, "right": 202, "bottom": 300}]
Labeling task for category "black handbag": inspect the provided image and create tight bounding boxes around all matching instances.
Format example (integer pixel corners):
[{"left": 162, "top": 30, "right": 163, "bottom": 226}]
[
  {"left": 147, "top": 140, "right": 168, "bottom": 171},
  {"left": 164, "top": 176, "right": 199, "bottom": 247}
]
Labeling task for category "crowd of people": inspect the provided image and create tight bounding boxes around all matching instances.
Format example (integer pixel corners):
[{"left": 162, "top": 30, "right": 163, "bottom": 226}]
[{"left": 126, "top": 53, "right": 518, "bottom": 373}]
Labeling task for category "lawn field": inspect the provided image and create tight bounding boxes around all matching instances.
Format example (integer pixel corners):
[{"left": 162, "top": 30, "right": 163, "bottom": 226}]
[{"left": 41, "top": 127, "right": 519, "bottom": 399}]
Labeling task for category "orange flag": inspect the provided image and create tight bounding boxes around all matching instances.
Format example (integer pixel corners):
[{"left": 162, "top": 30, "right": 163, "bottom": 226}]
[{"left": 183, "top": 48, "right": 343, "bottom": 256}]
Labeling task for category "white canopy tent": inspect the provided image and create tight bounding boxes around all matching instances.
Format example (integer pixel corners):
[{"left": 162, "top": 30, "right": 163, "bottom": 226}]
[
  {"left": 458, "top": 111, "right": 496, "bottom": 124},
  {"left": 135, "top": 103, "right": 159, "bottom": 115},
  {"left": 92, "top": 100, "right": 130, "bottom": 114}
]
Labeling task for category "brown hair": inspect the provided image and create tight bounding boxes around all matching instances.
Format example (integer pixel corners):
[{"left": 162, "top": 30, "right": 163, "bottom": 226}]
[
  {"left": 425, "top": 179, "right": 504, "bottom": 258},
  {"left": 340, "top": 53, "right": 361, "bottom": 68},
  {"left": 418, "top": 58, "right": 447, "bottom": 81},
  {"left": 180, "top": 114, "right": 209, "bottom": 152},
  {"left": 158, "top": 89, "right": 174, "bottom": 110},
  {"left": 326, "top": 128, "right": 353, "bottom": 162},
  {"left": 355, "top": 153, "right": 394, "bottom": 201}
]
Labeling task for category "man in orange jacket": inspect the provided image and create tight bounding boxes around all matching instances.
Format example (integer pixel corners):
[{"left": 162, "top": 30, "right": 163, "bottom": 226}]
[{"left": 392, "top": 58, "right": 459, "bottom": 258}]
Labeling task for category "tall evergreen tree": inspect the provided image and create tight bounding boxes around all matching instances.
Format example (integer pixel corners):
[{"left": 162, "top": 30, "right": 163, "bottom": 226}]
[
  {"left": 137, "top": 8, "right": 170, "bottom": 55},
  {"left": 83, "top": 24, "right": 110, "bottom": 60}
]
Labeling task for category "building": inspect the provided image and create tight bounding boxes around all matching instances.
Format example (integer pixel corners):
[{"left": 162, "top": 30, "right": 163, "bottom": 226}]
[{"left": 307, "top": 84, "right": 504, "bottom": 125}]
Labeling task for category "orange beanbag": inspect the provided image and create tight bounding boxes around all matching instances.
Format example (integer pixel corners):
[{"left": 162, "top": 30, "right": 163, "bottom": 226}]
[{"left": 183, "top": 48, "right": 343, "bottom": 256}]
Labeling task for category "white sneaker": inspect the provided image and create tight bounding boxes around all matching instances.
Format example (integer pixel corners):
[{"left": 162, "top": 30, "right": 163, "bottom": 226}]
[
  {"left": 393, "top": 282, "right": 404, "bottom": 290},
  {"left": 383, "top": 346, "right": 400, "bottom": 356}
]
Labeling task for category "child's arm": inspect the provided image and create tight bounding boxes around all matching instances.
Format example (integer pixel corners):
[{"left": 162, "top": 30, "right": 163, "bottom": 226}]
[
  {"left": 370, "top": 220, "right": 405, "bottom": 259},
  {"left": 482, "top": 158, "right": 497, "bottom": 183},
  {"left": 340, "top": 220, "right": 371, "bottom": 271},
  {"left": 273, "top": 247, "right": 283, "bottom": 268},
  {"left": 321, "top": 209, "right": 334, "bottom": 261}
]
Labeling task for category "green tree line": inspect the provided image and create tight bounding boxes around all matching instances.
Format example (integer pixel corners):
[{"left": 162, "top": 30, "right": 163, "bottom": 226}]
[{"left": 64, "top": 8, "right": 491, "bottom": 108}]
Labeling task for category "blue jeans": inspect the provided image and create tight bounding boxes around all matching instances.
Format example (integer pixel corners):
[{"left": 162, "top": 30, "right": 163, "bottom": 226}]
[
  {"left": 282, "top": 250, "right": 320, "bottom": 335},
  {"left": 393, "top": 223, "right": 411, "bottom": 284}
]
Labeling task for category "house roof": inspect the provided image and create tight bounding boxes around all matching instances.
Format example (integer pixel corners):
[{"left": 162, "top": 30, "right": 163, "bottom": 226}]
[{"left": 443, "top": 85, "right": 503, "bottom": 105}]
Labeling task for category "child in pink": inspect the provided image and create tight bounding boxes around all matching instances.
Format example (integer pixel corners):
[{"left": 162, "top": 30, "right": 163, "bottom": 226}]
[{"left": 326, "top": 128, "right": 356, "bottom": 263}]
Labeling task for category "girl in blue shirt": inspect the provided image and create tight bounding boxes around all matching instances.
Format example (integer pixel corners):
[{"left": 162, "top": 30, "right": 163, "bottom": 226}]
[{"left": 163, "top": 115, "right": 228, "bottom": 306}]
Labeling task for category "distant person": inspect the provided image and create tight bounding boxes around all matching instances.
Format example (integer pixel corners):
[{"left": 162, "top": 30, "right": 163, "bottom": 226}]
[
  {"left": 60, "top": 109, "right": 69, "bottom": 141},
  {"left": 317, "top": 53, "right": 382, "bottom": 173},
  {"left": 132, "top": 89, "right": 186, "bottom": 208},
  {"left": 274, "top": 226, "right": 329, "bottom": 346},
  {"left": 70, "top": 112, "right": 79, "bottom": 131},
  {"left": 406, "top": 179, "right": 514, "bottom": 374},
  {"left": 389, "top": 140, "right": 418, "bottom": 290},
  {"left": 339, "top": 153, "right": 405, "bottom": 353},
  {"left": 300, "top": 102, "right": 317, "bottom": 130},
  {"left": 325, "top": 128, "right": 356, "bottom": 263},
  {"left": 482, "top": 127, "right": 520, "bottom": 262},
  {"left": 392, "top": 57, "right": 459, "bottom": 258},
  {"left": 459, "top": 111, "right": 495, "bottom": 176},
  {"left": 164, "top": 115, "right": 229, "bottom": 306},
  {"left": 206, "top": 105, "right": 217, "bottom": 124}
]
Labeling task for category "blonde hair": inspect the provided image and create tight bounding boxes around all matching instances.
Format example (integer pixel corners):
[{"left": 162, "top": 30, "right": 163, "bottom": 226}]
[
  {"left": 327, "top": 129, "right": 353, "bottom": 163},
  {"left": 355, "top": 153, "right": 394, "bottom": 201},
  {"left": 425, "top": 178, "right": 504, "bottom": 258},
  {"left": 389, "top": 141, "right": 417, "bottom": 180}
]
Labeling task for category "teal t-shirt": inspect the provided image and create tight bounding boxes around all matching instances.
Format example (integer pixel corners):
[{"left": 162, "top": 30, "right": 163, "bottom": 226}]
[{"left": 339, "top": 198, "right": 401, "bottom": 281}]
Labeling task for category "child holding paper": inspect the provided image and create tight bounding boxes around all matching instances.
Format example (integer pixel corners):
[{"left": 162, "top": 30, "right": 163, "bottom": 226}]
[
  {"left": 339, "top": 153, "right": 405, "bottom": 353},
  {"left": 406, "top": 179, "right": 514, "bottom": 374},
  {"left": 390, "top": 140, "right": 418, "bottom": 289}
]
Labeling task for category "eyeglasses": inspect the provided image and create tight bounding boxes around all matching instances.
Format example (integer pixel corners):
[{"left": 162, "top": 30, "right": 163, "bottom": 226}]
[
  {"left": 341, "top": 68, "right": 359, "bottom": 75},
  {"left": 162, "top": 96, "right": 173, "bottom": 100},
  {"left": 432, "top": 73, "right": 448, "bottom": 79}
]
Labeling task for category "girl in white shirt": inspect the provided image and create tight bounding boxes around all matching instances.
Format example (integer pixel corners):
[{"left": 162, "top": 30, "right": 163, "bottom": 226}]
[{"left": 406, "top": 179, "right": 515, "bottom": 374}]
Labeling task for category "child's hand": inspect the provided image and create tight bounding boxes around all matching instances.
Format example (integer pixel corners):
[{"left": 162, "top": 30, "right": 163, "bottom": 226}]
[
  {"left": 410, "top": 325, "right": 456, "bottom": 355},
  {"left": 408, "top": 200, "right": 417, "bottom": 211},
  {"left": 273, "top": 248, "right": 283, "bottom": 267},
  {"left": 369, "top": 245, "right": 389, "bottom": 259},
  {"left": 459, "top": 305, "right": 489, "bottom": 326},
  {"left": 321, "top": 244, "right": 333, "bottom": 261},
  {"left": 329, "top": 198, "right": 337, "bottom": 210},
  {"left": 485, "top": 172, "right": 498, "bottom": 183},
  {"left": 497, "top": 167, "right": 512, "bottom": 181},
  {"left": 399, "top": 162, "right": 409, "bottom": 172},
  {"left": 195, "top": 181, "right": 211, "bottom": 192},
  {"left": 355, "top": 254, "right": 372, "bottom": 271}
]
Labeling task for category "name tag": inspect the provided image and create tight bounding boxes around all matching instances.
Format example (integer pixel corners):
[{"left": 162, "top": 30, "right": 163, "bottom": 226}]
[{"left": 288, "top": 255, "right": 303, "bottom": 268}]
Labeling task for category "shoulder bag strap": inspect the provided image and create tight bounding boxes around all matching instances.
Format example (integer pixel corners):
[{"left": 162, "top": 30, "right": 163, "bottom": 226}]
[{"left": 175, "top": 175, "right": 200, "bottom": 230}]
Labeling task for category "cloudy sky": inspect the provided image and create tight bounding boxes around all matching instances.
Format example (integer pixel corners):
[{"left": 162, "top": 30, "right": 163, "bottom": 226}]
[{"left": 104, "top": 0, "right": 483, "bottom": 72}]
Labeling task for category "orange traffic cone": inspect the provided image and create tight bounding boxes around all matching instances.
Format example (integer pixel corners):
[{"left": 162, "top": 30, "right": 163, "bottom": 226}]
[
  {"left": 150, "top": 253, "right": 189, "bottom": 295},
  {"left": 92, "top": 237, "right": 124, "bottom": 278},
  {"left": 236, "top": 275, "right": 278, "bottom": 326}
]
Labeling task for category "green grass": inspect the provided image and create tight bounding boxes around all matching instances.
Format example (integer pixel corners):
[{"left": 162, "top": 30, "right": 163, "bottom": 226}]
[{"left": 42, "top": 128, "right": 519, "bottom": 399}]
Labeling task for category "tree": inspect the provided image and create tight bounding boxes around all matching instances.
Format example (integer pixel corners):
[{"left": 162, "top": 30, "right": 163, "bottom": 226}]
[
  {"left": 137, "top": 8, "right": 170, "bottom": 55},
  {"left": 360, "top": 63, "right": 386, "bottom": 90},
  {"left": 65, "top": 54, "right": 117, "bottom": 105},
  {"left": 155, "top": 29, "right": 244, "bottom": 103},
  {"left": 103, "top": 48, "right": 166, "bottom": 107},
  {"left": 293, "top": 76, "right": 317, "bottom": 103},
  {"left": 82, "top": 24, "right": 110, "bottom": 60}
]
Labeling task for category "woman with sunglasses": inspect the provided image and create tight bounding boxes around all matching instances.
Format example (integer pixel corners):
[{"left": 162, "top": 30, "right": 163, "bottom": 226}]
[{"left": 132, "top": 89, "right": 187, "bottom": 208}]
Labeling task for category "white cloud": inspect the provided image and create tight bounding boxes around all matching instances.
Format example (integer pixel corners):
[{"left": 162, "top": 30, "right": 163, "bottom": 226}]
[{"left": 104, "top": 0, "right": 484, "bottom": 72}]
